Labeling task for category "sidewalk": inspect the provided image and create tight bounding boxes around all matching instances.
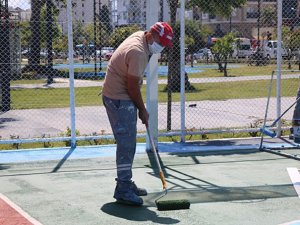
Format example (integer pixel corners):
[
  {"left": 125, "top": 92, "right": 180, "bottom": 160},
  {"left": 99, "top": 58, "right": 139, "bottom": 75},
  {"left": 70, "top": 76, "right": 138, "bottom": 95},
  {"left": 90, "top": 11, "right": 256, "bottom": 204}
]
[{"left": 0, "top": 97, "right": 295, "bottom": 139}]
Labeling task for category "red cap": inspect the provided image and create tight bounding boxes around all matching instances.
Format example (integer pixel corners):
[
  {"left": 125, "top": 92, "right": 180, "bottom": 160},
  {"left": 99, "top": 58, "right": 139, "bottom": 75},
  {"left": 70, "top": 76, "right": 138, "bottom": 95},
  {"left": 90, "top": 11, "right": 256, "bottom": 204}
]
[{"left": 150, "top": 22, "right": 173, "bottom": 47}]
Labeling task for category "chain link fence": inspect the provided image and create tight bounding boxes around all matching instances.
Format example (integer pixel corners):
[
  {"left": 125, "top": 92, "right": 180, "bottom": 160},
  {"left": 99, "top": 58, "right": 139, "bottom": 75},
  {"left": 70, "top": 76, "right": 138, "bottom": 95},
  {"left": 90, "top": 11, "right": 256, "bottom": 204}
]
[{"left": 0, "top": 0, "right": 299, "bottom": 148}]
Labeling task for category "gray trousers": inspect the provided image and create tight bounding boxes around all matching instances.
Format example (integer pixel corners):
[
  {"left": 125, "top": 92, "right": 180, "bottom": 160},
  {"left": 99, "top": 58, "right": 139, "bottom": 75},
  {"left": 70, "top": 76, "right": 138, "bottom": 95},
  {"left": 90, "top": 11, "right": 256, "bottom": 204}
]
[{"left": 102, "top": 95, "right": 137, "bottom": 182}]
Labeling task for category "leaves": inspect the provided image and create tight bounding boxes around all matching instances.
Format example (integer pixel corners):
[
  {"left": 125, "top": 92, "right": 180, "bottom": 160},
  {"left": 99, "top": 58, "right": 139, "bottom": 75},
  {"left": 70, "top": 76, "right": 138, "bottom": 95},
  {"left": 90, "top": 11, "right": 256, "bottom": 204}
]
[
  {"left": 187, "top": 0, "right": 247, "bottom": 17},
  {"left": 108, "top": 25, "right": 140, "bottom": 48}
]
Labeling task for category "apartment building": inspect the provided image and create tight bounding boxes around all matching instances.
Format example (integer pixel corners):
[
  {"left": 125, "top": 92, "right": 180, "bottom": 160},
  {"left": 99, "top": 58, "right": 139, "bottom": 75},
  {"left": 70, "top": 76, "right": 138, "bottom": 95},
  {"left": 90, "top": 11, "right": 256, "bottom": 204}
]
[
  {"left": 57, "top": 0, "right": 169, "bottom": 31},
  {"left": 16, "top": 0, "right": 298, "bottom": 39},
  {"left": 198, "top": 0, "right": 300, "bottom": 39},
  {"left": 7, "top": 7, "right": 31, "bottom": 21},
  {"left": 56, "top": 0, "right": 110, "bottom": 33}
]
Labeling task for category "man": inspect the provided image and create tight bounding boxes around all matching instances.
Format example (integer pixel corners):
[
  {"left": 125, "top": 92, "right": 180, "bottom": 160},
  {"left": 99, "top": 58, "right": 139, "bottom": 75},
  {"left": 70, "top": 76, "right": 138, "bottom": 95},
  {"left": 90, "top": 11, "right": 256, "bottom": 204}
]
[{"left": 102, "top": 22, "right": 173, "bottom": 206}]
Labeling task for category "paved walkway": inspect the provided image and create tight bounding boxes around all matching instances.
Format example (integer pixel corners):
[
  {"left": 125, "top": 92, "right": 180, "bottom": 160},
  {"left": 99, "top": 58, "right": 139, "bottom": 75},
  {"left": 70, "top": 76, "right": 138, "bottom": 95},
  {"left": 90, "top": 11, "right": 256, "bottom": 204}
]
[{"left": 0, "top": 97, "right": 295, "bottom": 139}]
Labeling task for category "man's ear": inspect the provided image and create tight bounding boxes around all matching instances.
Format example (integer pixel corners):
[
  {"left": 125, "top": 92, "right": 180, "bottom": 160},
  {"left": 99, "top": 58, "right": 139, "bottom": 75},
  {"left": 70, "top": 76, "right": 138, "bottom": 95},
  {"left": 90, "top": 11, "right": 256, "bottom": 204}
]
[{"left": 146, "top": 32, "right": 154, "bottom": 45}]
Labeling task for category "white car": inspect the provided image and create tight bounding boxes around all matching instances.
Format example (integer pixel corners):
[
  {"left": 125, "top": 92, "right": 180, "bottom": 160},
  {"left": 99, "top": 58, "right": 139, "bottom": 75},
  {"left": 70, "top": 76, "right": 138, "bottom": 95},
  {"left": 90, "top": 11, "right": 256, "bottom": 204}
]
[{"left": 193, "top": 48, "right": 213, "bottom": 60}]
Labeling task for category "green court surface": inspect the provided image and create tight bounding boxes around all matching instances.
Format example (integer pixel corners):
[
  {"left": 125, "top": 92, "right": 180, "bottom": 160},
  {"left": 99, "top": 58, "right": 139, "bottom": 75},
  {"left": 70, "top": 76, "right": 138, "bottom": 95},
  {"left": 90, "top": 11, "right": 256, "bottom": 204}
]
[{"left": 0, "top": 138, "right": 300, "bottom": 225}]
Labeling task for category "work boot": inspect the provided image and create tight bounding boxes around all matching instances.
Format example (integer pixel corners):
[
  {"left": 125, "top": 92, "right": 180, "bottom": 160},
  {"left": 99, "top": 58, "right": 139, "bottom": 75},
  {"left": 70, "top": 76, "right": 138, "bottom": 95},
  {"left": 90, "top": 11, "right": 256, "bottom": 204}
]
[
  {"left": 113, "top": 180, "right": 143, "bottom": 206},
  {"left": 131, "top": 181, "right": 148, "bottom": 196},
  {"left": 115, "top": 179, "right": 147, "bottom": 196}
]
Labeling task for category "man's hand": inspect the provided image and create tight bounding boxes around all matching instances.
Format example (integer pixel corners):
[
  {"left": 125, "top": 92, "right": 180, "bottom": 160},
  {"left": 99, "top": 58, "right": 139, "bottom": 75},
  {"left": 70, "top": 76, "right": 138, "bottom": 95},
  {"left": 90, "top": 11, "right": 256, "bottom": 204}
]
[
  {"left": 139, "top": 108, "right": 149, "bottom": 127},
  {"left": 127, "top": 74, "right": 149, "bottom": 127}
]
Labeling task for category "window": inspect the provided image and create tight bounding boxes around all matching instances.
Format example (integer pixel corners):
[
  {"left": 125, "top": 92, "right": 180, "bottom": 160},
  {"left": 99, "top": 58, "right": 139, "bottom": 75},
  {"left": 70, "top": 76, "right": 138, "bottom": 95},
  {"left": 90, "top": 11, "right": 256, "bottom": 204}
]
[
  {"left": 209, "top": 14, "right": 216, "bottom": 19},
  {"left": 246, "top": 7, "right": 258, "bottom": 18}
]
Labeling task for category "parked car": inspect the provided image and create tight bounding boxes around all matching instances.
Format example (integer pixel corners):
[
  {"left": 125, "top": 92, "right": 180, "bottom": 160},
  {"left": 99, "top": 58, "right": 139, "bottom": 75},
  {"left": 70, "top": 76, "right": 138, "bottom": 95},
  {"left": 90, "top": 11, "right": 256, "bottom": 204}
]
[
  {"left": 21, "top": 50, "right": 55, "bottom": 58},
  {"left": 193, "top": 48, "right": 213, "bottom": 60},
  {"left": 261, "top": 40, "right": 289, "bottom": 59},
  {"left": 232, "top": 38, "right": 253, "bottom": 58}
]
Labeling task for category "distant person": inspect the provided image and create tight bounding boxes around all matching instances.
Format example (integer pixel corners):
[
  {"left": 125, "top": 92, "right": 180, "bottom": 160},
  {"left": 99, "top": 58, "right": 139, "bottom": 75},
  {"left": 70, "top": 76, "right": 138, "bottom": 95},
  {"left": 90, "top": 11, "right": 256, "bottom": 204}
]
[
  {"left": 101, "top": 22, "right": 173, "bottom": 206},
  {"left": 266, "top": 31, "right": 272, "bottom": 41},
  {"left": 214, "top": 24, "right": 225, "bottom": 38}
]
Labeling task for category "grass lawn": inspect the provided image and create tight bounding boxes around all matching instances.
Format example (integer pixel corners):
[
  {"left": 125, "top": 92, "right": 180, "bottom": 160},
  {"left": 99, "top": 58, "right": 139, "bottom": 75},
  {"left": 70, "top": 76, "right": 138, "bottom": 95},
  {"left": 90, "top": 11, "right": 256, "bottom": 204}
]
[
  {"left": 186, "top": 63, "right": 299, "bottom": 78},
  {"left": 10, "top": 78, "right": 299, "bottom": 109}
]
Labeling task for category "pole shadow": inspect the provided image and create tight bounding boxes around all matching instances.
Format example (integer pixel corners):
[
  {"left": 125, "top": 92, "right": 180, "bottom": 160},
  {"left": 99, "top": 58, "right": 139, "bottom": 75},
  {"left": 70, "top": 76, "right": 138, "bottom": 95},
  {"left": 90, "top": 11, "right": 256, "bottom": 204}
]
[
  {"left": 51, "top": 147, "right": 76, "bottom": 172},
  {"left": 0, "top": 164, "right": 10, "bottom": 170}
]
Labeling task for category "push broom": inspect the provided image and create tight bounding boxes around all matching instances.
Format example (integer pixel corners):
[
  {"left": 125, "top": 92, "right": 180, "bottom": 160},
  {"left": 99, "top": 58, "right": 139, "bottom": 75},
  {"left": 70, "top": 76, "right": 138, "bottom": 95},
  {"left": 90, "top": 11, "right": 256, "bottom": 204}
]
[
  {"left": 260, "top": 96, "right": 300, "bottom": 138},
  {"left": 146, "top": 126, "right": 190, "bottom": 211}
]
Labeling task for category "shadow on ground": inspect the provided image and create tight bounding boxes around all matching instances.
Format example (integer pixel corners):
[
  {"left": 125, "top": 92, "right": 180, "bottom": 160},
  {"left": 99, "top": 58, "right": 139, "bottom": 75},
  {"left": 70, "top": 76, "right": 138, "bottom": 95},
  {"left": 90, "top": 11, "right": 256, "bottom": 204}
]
[
  {"left": 0, "top": 164, "right": 10, "bottom": 170},
  {"left": 0, "top": 117, "right": 19, "bottom": 129},
  {"left": 101, "top": 202, "right": 180, "bottom": 224}
]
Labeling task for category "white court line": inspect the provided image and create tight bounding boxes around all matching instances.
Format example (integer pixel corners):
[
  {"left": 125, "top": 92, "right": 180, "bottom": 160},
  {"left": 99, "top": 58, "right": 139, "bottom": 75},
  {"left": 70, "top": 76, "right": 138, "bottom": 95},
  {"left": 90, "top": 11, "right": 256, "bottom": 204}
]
[
  {"left": 287, "top": 168, "right": 300, "bottom": 199},
  {"left": 0, "top": 193, "right": 43, "bottom": 225}
]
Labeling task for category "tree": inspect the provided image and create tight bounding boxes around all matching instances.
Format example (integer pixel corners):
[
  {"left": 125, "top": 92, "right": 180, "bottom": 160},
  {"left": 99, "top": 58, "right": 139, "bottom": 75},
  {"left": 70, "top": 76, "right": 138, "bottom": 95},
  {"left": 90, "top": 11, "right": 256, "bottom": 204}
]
[
  {"left": 165, "top": 0, "right": 247, "bottom": 131},
  {"left": 167, "top": 0, "right": 248, "bottom": 91},
  {"left": 261, "top": 6, "right": 277, "bottom": 27},
  {"left": 282, "top": 26, "right": 300, "bottom": 69},
  {"left": 108, "top": 25, "right": 140, "bottom": 49},
  {"left": 73, "top": 20, "right": 89, "bottom": 45},
  {"left": 20, "top": 22, "right": 31, "bottom": 49},
  {"left": 85, "top": 22, "right": 110, "bottom": 47},
  {"left": 166, "top": 20, "right": 206, "bottom": 92},
  {"left": 211, "top": 32, "right": 236, "bottom": 77},
  {"left": 28, "top": 0, "right": 45, "bottom": 68},
  {"left": 99, "top": 5, "right": 112, "bottom": 33}
]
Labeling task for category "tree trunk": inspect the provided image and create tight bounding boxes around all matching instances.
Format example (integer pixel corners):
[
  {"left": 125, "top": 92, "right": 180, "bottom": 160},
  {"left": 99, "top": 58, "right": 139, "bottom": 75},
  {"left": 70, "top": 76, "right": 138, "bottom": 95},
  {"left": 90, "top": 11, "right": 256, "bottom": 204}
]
[
  {"left": 0, "top": 1, "right": 11, "bottom": 112},
  {"left": 28, "top": 0, "right": 44, "bottom": 69},
  {"left": 224, "top": 60, "right": 228, "bottom": 77}
]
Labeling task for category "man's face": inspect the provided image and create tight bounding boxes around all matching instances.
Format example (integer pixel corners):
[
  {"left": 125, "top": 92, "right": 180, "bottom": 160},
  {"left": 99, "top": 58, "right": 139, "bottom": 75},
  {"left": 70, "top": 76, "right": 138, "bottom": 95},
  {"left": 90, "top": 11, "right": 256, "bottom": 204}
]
[{"left": 152, "top": 32, "right": 163, "bottom": 47}]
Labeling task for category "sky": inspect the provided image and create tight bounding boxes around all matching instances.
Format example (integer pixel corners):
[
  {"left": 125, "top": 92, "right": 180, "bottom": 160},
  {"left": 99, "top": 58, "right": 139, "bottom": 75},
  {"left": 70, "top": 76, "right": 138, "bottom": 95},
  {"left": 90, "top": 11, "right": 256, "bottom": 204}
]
[{"left": 8, "top": 0, "right": 30, "bottom": 9}]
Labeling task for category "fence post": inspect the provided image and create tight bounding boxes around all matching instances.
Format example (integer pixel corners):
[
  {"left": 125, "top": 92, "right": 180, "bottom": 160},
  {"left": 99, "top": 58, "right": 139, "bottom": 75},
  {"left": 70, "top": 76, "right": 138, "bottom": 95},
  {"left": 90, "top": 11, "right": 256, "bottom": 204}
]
[
  {"left": 276, "top": 0, "right": 282, "bottom": 137},
  {"left": 0, "top": 0, "right": 11, "bottom": 112},
  {"left": 180, "top": 0, "right": 186, "bottom": 142},
  {"left": 146, "top": 0, "right": 159, "bottom": 150},
  {"left": 66, "top": 0, "right": 76, "bottom": 147}
]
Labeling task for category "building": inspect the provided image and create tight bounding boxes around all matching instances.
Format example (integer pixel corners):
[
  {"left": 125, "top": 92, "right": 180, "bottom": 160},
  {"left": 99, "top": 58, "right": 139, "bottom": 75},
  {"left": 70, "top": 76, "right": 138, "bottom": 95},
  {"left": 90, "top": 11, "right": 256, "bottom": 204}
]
[
  {"left": 56, "top": 0, "right": 110, "bottom": 33},
  {"left": 195, "top": 0, "right": 300, "bottom": 39},
  {"left": 8, "top": 7, "right": 31, "bottom": 21},
  {"left": 57, "top": 0, "right": 170, "bottom": 31}
]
